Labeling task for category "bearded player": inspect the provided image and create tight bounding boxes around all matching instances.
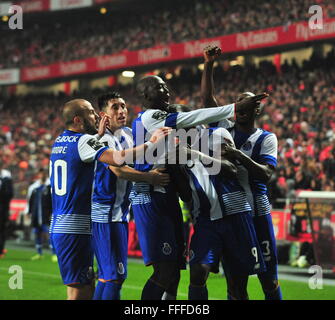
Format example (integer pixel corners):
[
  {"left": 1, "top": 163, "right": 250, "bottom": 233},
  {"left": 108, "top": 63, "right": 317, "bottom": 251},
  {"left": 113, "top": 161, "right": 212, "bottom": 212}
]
[{"left": 49, "top": 98, "right": 171, "bottom": 300}]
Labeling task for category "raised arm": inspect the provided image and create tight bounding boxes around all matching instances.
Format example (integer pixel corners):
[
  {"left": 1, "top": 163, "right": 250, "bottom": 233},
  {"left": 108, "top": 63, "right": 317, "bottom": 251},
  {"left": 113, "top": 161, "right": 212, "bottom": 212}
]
[{"left": 201, "top": 45, "right": 221, "bottom": 108}]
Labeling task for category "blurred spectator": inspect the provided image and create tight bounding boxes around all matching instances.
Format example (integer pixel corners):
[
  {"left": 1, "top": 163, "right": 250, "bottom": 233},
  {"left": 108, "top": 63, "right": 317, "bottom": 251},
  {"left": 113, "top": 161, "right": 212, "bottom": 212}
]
[
  {"left": 27, "top": 168, "right": 54, "bottom": 261},
  {"left": 0, "top": 161, "right": 14, "bottom": 258},
  {"left": 1, "top": 50, "right": 335, "bottom": 207},
  {"left": 1, "top": 0, "right": 334, "bottom": 68}
]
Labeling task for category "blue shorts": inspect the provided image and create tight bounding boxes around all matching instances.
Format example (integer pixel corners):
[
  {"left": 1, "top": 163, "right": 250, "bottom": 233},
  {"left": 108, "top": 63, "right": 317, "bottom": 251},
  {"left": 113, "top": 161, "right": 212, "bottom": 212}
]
[
  {"left": 131, "top": 191, "right": 186, "bottom": 269},
  {"left": 92, "top": 222, "right": 128, "bottom": 282},
  {"left": 253, "top": 214, "right": 278, "bottom": 272},
  {"left": 189, "top": 212, "right": 266, "bottom": 275},
  {"left": 50, "top": 233, "right": 94, "bottom": 285},
  {"left": 33, "top": 224, "right": 49, "bottom": 234}
]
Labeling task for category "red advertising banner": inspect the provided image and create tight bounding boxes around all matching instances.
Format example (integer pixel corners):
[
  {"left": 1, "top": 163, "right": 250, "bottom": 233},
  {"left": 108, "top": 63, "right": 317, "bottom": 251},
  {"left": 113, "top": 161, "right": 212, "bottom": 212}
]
[
  {"left": 9, "top": 199, "right": 27, "bottom": 221},
  {"left": 94, "top": 0, "right": 112, "bottom": 4},
  {"left": 20, "top": 18, "right": 335, "bottom": 82},
  {"left": 16, "top": 0, "right": 50, "bottom": 13},
  {"left": 271, "top": 210, "right": 289, "bottom": 240}
]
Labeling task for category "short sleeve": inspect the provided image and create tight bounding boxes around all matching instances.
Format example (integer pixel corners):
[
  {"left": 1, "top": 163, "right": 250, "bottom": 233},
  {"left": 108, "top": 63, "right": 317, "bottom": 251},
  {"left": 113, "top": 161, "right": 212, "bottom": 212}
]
[
  {"left": 78, "top": 134, "right": 109, "bottom": 163},
  {"left": 259, "top": 134, "right": 278, "bottom": 167}
]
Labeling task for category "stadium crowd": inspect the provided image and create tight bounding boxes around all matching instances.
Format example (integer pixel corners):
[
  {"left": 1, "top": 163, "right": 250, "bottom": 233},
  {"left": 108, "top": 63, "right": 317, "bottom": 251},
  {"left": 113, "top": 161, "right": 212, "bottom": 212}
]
[
  {"left": 0, "top": 51, "right": 335, "bottom": 205},
  {"left": 1, "top": 0, "right": 335, "bottom": 68},
  {"left": 1, "top": 50, "right": 335, "bottom": 205}
]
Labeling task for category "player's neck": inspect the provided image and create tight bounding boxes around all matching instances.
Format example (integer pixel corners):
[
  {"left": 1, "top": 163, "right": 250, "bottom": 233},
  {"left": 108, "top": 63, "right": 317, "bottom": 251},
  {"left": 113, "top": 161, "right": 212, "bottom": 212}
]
[
  {"left": 66, "top": 125, "right": 84, "bottom": 133},
  {"left": 143, "top": 102, "right": 169, "bottom": 112},
  {"left": 107, "top": 126, "right": 121, "bottom": 134},
  {"left": 235, "top": 123, "right": 256, "bottom": 134}
]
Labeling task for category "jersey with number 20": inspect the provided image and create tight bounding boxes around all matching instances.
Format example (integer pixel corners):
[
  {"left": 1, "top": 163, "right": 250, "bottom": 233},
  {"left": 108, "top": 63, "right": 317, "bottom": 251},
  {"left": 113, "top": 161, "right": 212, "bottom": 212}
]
[{"left": 49, "top": 130, "right": 108, "bottom": 235}]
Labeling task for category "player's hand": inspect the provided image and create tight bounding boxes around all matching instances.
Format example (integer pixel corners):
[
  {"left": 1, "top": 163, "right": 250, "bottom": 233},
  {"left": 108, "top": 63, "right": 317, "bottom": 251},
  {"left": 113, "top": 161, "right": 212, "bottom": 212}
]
[
  {"left": 221, "top": 143, "right": 242, "bottom": 161},
  {"left": 203, "top": 45, "right": 222, "bottom": 63},
  {"left": 149, "top": 127, "right": 172, "bottom": 144},
  {"left": 98, "top": 114, "right": 110, "bottom": 137},
  {"left": 235, "top": 92, "right": 269, "bottom": 112},
  {"left": 148, "top": 168, "right": 170, "bottom": 186}
]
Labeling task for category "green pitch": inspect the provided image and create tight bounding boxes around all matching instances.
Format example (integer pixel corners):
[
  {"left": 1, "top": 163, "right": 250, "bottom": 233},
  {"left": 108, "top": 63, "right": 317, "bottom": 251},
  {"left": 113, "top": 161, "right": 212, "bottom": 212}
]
[{"left": 0, "top": 249, "right": 334, "bottom": 300}]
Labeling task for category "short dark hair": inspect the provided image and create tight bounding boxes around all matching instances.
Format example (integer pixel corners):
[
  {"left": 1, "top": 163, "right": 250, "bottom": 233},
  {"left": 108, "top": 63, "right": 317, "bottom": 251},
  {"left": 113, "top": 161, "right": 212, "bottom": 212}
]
[
  {"left": 97, "top": 92, "right": 122, "bottom": 111},
  {"left": 236, "top": 92, "right": 255, "bottom": 102}
]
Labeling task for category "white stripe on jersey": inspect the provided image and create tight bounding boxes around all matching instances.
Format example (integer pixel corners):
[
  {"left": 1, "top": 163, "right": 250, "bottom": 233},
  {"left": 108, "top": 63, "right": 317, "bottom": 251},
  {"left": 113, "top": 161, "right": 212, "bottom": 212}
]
[
  {"left": 221, "top": 191, "right": 252, "bottom": 215},
  {"left": 188, "top": 160, "right": 223, "bottom": 222},
  {"left": 91, "top": 203, "right": 110, "bottom": 223},
  {"left": 255, "top": 194, "right": 271, "bottom": 217},
  {"left": 129, "top": 190, "right": 151, "bottom": 205},
  {"left": 49, "top": 214, "right": 91, "bottom": 235}
]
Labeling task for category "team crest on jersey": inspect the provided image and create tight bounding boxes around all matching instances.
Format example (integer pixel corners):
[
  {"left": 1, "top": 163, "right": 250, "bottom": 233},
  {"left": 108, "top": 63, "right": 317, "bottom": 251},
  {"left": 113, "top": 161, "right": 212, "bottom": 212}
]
[
  {"left": 152, "top": 111, "right": 168, "bottom": 121},
  {"left": 242, "top": 141, "right": 252, "bottom": 151},
  {"left": 117, "top": 262, "right": 125, "bottom": 275},
  {"left": 87, "top": 138, "right": 105, "bottom": 151},
  {"left": 162, "top": 242, "right": 172, "bottom": 255}
]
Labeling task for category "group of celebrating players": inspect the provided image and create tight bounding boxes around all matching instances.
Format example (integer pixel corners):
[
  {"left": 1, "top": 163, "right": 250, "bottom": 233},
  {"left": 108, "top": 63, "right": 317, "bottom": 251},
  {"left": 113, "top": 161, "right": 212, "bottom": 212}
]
[{"left": 49, "top": 46, "right": 282, "bottom": 300}]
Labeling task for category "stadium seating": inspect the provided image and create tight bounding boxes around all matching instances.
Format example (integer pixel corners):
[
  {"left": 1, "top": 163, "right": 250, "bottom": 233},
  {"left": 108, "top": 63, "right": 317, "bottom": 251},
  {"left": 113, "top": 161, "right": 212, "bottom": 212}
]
[{"left": 1, "top": 0, "right": 334, "bottom": 68}]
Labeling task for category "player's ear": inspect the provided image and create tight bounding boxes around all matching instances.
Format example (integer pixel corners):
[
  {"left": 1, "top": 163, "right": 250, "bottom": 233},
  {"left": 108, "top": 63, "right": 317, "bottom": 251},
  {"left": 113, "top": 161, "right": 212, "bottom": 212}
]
[
  {"left": 143, "top": 91, "right": 150, "bottom": 101},
  {"left": 73, "top": 115, "right": 82, "bottom": 125},
  {"left": 99, "top": 111, "right": 105, "bottom": 118}
]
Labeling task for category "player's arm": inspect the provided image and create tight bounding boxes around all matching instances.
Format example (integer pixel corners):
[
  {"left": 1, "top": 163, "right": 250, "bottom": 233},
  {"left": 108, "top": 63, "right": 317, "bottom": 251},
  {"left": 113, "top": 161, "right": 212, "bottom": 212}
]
[
  {"left": 182, "top": 146, "right": 237, "bottom": 179},
  {"left": 225, "top": 147, "right": 274, "bottom": 182},
  {"left": 201, "top": 45, "right": 221, "bottom": 108},
  {"left": 222, "top": 135, "right": 277, "bottom": 182},
  {"left": 143, "top": 96, "right": 267, "bottom": 132},
  {"left": 99, "top": 127, "right": 171, "bottom": 166},
  {"left": 174, "top": 94, "right": 269, "bottom": 129},
  {"left": 109, "top": 166, "right": 170, "bottom": 186},
  {"left": 79, "top": 127, "right": 171, "bottom": 167}
]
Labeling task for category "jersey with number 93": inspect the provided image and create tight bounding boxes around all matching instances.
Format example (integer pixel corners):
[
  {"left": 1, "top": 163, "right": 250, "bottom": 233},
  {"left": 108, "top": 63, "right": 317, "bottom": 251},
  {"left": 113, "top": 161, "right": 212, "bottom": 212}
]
[{"left": 49, "top": 130, "right": 108, "bottom": 235}]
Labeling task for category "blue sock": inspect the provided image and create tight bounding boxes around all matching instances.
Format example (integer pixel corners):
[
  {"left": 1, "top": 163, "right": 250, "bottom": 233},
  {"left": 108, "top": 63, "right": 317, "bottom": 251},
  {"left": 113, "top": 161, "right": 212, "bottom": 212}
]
[
  {"left": 93, "top": 281, "right": 105, "bottom": 300},
  {"left": 188, "top": 285, "right": 208, "bottom": 300},
  {"left": 35, "top": 234, "right": 42, "bottom": 255},
  {"left": 258, "top": 267, "right": 283, "bottom": 300},
  {"left": 141, "top": 279, "right": 165, "bottom": 300},
  {"left": 264, "top": 285, "right": 283, "bottom": 300},
  {"left": 101, "top": 281, "right": 122, "bottom": 300}
]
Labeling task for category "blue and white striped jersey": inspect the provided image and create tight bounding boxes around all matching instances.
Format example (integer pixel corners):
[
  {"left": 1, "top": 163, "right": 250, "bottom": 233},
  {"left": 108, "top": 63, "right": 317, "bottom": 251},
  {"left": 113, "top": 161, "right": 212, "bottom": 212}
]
[
  {"left": 131, "top": 104, "right": 236, "bottom": 197},
  {"left": 92, "top": 127, "right": 134, "bottom": 223},
  {"left": 186, "top": 127, "right": 252, "bottom": 223},
  {"left": 215, "top": 119, "right": 278, "bottom": 217},
  {"left": 49, "top": 130, "right": 109, "bottom": 235}
]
